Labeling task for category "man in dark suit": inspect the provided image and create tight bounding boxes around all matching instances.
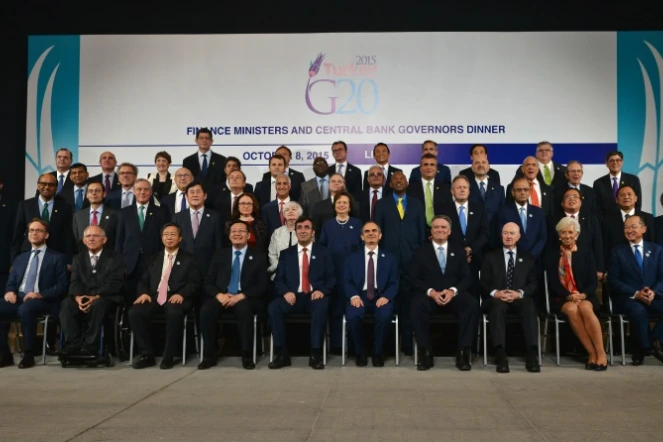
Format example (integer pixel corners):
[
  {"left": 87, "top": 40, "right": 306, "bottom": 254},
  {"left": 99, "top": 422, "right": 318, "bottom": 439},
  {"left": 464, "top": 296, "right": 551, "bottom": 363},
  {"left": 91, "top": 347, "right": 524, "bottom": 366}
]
[
  {"left": 115, "top": 179, "right": 169, "bottom": 302},
  {"left": 328, "top": 140, "right": 362, "bottom": 198},
  {"left": 553, "top": 161, "right": 598, "bottom": 217},
  {"left": 260, "top": 146, "right": 305, "bottom": 202},
  {"left": 480, "top": 222, "right": 540, "bottom": 373},
  {"left": 58, "top": 163, "right": 90, "bottom": 212},
  {"left": 89, "top": 151, "right": 120, "bottom": 194},
  {"left": 464, "top": 155, "right": 505, "bottom": 248},
  {"left": 408, "top": 140, "right": 452, "bottom": 184},
  {"left": 407, "top": 153, "right": 452, "bottom": 228},
  {"left": 173, "top": 182, "right": 222, "bottom": 278},
  {"left": 0, "top": 175, "right": 15, "bottom": 290},
  {"left": 363, "top": 143, "right": 402, "bottom": 190},
  {"left": 609, "top": 215, "right": 663, "bottom": 365},
  {"left": 359, "top": 165, "right": 389, "bottom": 223},
  {"left": 207, "top": 169, "right": 252, "bottom": 217},
  {"left": 129, "top": 223, "right": 201, "bottom": 369},
  {"left": 182, "top": 128, "right": 227, "bottom": 190},
  {"left": 344, "top": 221, "right": 398, "bottom": 367},
  {"left": 262, "top": 173, "right": 294, "bottom": 240},
  {"left": 105, "top": 162, "right": 138, "bottom": 210},
  {"left": 410, "top": 215, "right": 479, "bottom": 371},
  {"left": 497, "top": 178, "right": 547, "bottom": 261},
  {"left": 161, "top": 167, "right": 194, "bottom": 219},
  {"left": 51, "top": 147, "right": 74, "bottom": 195},
  {"left": 72, "top": 182, "right": 118, "bottom": 253},
  {"left": 513, "top": 141, "right": 567, "bottom": 189},
  {"left": 0, "top": 219, "right": 68, "bottom": 368},
  {"left": 593, "top": 150, "right": 642, "bottom": 218},
  {"left": 13, "top": 173, "right": 74, "bottom": 265},
  {"left": 60, "top": 225, "right": 125, "bottom": 356},
  {"left": 656, "top": 193, "right": 663, "bottom": 248},
  {"left": 254, "top": 154, "right": 286, "bottom": 208},
  {"left": 459, "top": 144, "right": 501, "bottom": 185},
  {"left": 375, "top": 171, "right": 426, "bottom": 355},
  {"left": 199, "top": 220, "right": 268, "bottom": 370},
  {"left": 300, "top": 156, "right": 329, "bottom": 215},
  {"left": 212, "top": 156, "right": 254, "bottom": 195},
  {"left": 268, "top": 216, "right": 336, "bottom": 370},
  {"left": 507, "top": 156, "right": 554, "bottom": 217}
]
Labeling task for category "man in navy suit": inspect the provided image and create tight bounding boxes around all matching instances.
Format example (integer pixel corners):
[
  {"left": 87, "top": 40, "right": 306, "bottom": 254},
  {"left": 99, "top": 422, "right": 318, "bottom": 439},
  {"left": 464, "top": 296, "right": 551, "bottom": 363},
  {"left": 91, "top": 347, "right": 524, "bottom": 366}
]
[
  {"left": 161, "top": 167, "right": 194, "bottom": 219},
  {"left": 362, "top": 143, "right": 402, "bottom": 190},
  {"left": 0, "top": 219, "right": 68, "bottom": 368},
  {"left": 359, "top": 165, "right": 389, "bottom": 223},
  {"left": 207, "top": 156, "right": 254, "bottom": 199},
  {"left": 262, "top": 173, "right": 293, "bottom": 240},
  {"left": 328, "top": 140, "right": 363, "bottom": 199},
  {"left": 268, "top": 216, "right": 336, "bottom": 370},
  {"left": 105, "top": 162, "right": 139, "bottom": 210},
  {"left": 260, "top": 146, "right": 305, "bottom": 202},
  {"left": 254, "top": 154, "right": 286, "bottom": 208},
  {"left": 89, "top": 151, "right": 121, "bottom": 194},
  {"left": 512, "top": 141, "right": 567, "bottom": 189},
  {"left": 497, "top": 178, "right": 547, "bottom": 261},
  {"left": 465, "top": 155, "right": 505, "bottom": 249},
  {"left": 507, "top": 156, "right": 554, "bottom": 217},
  {"left": 408, "top": 140, "right": 452, "bottom": 184},
  {"left": 182, "top": 128, "right": 227, "bottom": 190},
  {"left": 553, "top": 161, "right": 598, "bottom": 218},
  {"left": 344, "top": 221, "right": 398, "bottom": 367},
  {"left": 58, "top": 163, "right": 90, "bottom": 212},
  {"left": 608, "top": 215, "right": 663, "bottom": 365},
  {"left": 459, "top": 144, "right": 502, "bottom": 186},
  {"left": 374, "top": 171, "right": 426, "bottom": 355},
  {"left": 407, "top": 153, "right": 452, "bottom": 228},
  {"left": 410, "top": 216, "right": 479, "bottom": 371},
  {"left": 593, "top": 150, "right": 642, "bottom": 218}
]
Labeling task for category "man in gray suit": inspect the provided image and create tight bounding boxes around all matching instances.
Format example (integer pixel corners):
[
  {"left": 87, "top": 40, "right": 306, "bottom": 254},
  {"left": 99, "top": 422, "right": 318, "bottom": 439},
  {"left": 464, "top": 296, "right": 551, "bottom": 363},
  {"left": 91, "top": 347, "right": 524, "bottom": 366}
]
[
  {"left": 72, "top": 181, "right": 118, "bottom": 253},
  {"left": 299, "top": 157, "right": 329, "bottom": 215}
]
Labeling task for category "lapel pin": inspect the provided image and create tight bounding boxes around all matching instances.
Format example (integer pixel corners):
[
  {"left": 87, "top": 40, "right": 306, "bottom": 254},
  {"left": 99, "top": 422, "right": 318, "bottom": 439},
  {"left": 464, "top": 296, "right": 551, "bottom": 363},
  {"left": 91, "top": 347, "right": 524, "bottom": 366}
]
[
  {"left": 105, "top": 216, "right": 109, "bottom": 219},
  {"left": 349, "top": 225, "right": 354, "bottom": 229},
  {"left": 212, "top": 162, "right": 215, "bottom": 166},
  {"left": 621, "top": 181, "right": 624, "bottom": 185},
  {"left": 543, "top": 192, "right": 547, "bottom": 196},
  {"left": 176, "top": 261, "right": 180, "bottom": 265},
  {"left": 646, "top": 251, "right": 651, "bottom": 257},
  {"left": 436, "top": 187, "right": 439, "bottom": 190},
  {"left": 469, "top": 212, "right": 473, "bottom": 215},
  {"left": 529, "top": 214, "right": 533, "bottom": 218},
  {"left": 54, "top": 209, "right": 58, "bottom": 213},
  {"left": 312, "top": 255, "right": 316, "bottom": 260},
  {"left": 381, "top": 253, "right": 385, "bottom": 257},
  {"left": 518, "top": 258, "right": 523, "bottom": 262},
  {"left": 450, "top": 252, "right": 455, "bottom": 257},
  {"left": 149, "top": 212, "right": 152, "bottom": 216},
  {"left": 248, "top": 255, "right": 253, "bottom": 260},
  {"left": 206, "top": 213, "right": 210, "bottom": 217}
]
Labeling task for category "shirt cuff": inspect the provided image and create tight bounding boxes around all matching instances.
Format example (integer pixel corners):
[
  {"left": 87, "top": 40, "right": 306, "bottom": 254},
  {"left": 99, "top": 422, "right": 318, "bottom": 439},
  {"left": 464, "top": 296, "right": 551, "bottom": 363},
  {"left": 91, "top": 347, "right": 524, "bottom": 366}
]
[
  {"left": 351, "top": 295, "right": 360, "bottom": 300},
  {"left": 519, "top": 290, "right": 524, "bottom": 298},
  {"left": 450, "top": 287, "right": 458, "bottom": 297},
  {"left": 427, "top": 289, "right": 434, "bottom": 297},
  {"left": 490, "top": 289, "right": 496, "bottom": 298},
  {"left": 631, "top": 291, "right": 638, "bottom": 299}
]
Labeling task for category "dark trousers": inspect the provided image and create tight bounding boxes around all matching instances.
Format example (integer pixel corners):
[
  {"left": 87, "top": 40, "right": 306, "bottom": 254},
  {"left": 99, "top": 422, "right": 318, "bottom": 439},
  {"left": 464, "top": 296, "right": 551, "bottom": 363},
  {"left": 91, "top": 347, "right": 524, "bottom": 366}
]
[
  {"left": 0, "top": 297, "right": 59, "bottom": 356},
  {"left": 200, "top": 296, "right": 263, "bottom": 359},
  {"left": 268, "top": 293, "right": 329, "bottom": 356},
  {"left": 125, "top": 255, "right": 147, "bottom": 303},
  {"left": 410, "top": 292, "right": 478, "bottom": 350},
  {"left": 614, "top": 297, "right": 663, "bottom": 351},
  {"left": 128, "top": 299, "right": 190, "bottom": 360},
  {"left": 60, "top": 297, "right": 112, "bottom": 351},
  {"left": 329, "top": 288, "right": 344, "bottom": 349},
  {"left": 398, "top": 272, "right": 413, "bottom": 353},
  {"left": 483, "top": 296, "right": 539, "bottom": 352},
  {"left": 346, "top": 293, "right": 394, "bottom": 357}
]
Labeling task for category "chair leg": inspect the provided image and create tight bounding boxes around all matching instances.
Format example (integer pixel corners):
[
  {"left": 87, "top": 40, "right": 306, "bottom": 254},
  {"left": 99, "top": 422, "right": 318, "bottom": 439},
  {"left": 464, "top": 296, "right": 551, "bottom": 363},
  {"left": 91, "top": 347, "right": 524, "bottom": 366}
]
[
  {"left": 608, "top": 319, "right": 614, "bottom": 366},
  {"left": 193, "top": 316, "right": 199, "bottom": 354},
  {"left": 413, "top": 336, "right": 418, "bottom": 367},
  {"left": 13, "top": 322, "right": 22, "bottom": 354},
  {"left": 200, "top": 335, "right": 204, "bottom": 363},
  {"left": 555, "top": 319, "right": 560, "bottom": 366},
  {"left": 129, "top": 332, "right": 134, "bottom": 365},
  {"left": 341, "top": 315, "right": 346, "bottom": 366},
  {"left": 269, "top": 334, "right": 274, "bottom": 363},
  {"left": 394, "top": 315, "right": 400, "bottom": 366},
  {"left": 253, "top": 315, "right": 257, "bottom": 365},
  {"left": 543, "top": 317, "right": 549, "bottom": 355},
  {"left": 619, "top": 317, "right": 626, "bottom": 366},
  {"left": 182, "top": 317, "right": 188, "bottom": 366},
  {"left": 483, "top": 316, "right": 488, "bottom": 366},
  {"left": 42, "top": 316, "right": 49, "bottom": 365},
  {"left": 323, "top": 327, "right": 327, "bottom": 366},
  {"left": 537, "top": 317, "right": 542, "bottom": 366}
]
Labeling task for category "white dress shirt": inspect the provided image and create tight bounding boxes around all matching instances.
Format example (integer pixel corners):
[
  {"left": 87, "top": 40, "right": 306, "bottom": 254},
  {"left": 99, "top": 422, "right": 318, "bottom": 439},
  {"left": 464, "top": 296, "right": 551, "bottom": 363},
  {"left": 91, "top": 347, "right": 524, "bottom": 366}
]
[{"left": 620, "top": 208, "right": 635, "bottom": 221}]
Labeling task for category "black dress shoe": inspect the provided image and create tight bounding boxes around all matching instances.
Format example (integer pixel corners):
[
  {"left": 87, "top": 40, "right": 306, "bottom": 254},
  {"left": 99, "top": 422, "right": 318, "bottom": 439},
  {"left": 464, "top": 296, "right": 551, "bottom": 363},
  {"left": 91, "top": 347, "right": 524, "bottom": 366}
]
[
  {"left": 585, "top": 362, "right": 597, "bottom": 370},
  {"left": 309, "top": 356, "right": 324, "bottom": 370},
  {"left": 242, "top": 358, "right": 256, "bottom": 370},
  {"left": 0, "top": 354, "right": 14, "bottom": 368},
  {"left": 417, "top": 350, "right": 434, "bottom": 371},
  {"left": 197, "top": 358, "right": 217, "bottom": 370},
  {"left": 594, "top": 363, "right": 608, "bottom": 371},
  {"left": 402, "top": 347, "right": 414, "bottom": 357},
  {"left": 456, "top": 348, "right": 471, "bottom": 371},
  {"left": 160, "top": 358, "right": 175, "bottom": 369},
  {"left": 268, "top": 354, "right": 292, "bottom": 369},
  {"left": 632, "top": 348, "right": 645, "bottom": 366},
  {"left": 525, "top": 357, "right": 541, "bottom": 373},
  {"left": 18, "top": 355, "right": 35, "bottom": 369},
  {"left": 355, "top": 355, "right": 368, "bottom": 367},
  {"left": 371, "top": 355, "right": 384, "bottom": 367},
  {"left": 651, "top": 341, "right": 663, "bottom": 364},
  {"left": 58, "top": 346, "right": 80, "bottom": 357},
  {"left": 495, "top": 356, "right": 510, "bottom": 373},
  {"left": 133, "top": 355, "right": 156, "bottom": 369}
]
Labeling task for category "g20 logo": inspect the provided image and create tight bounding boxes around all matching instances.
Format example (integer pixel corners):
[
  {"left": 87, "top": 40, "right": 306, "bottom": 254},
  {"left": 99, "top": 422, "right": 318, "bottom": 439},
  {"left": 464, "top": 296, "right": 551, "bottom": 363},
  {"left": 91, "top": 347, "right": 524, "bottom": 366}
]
[{"left": 305, "top": 53, "right": 380, "bottom": 116}]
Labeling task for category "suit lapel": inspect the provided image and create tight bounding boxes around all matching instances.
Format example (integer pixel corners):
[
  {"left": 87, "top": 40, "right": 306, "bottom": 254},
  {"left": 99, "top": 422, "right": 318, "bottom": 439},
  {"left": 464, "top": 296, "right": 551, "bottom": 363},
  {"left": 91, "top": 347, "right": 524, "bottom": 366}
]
[{"left": 99, "top": 210, "right": 111, "bottom": 229}]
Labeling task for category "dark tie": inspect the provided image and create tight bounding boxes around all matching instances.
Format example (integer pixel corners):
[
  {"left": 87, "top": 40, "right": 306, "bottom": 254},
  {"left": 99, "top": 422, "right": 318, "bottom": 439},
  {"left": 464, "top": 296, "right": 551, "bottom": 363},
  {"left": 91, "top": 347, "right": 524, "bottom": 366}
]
[
  {"left": 479, "top": 181, "right": 486, "bottom": 200},
  {"left": 104, "top": 175, "right": 111, "bottom": 194},
  {"left": 228, "top": 250, "right": 241, "bottom": 294},
  {"left": 41, "top": 202, "right": 50, "bottom": 222},
  {"left": 75, "top": 188, "right": 84, "bottom": 210},
  {"left": 612, "top": 177, "right": 619, "bottom": 201},
  {"left": 57, "top": 174, "right": 64, "bottom": 194},
  {"left": 624, "top": 213, "right": 631, "bottom": 222},
  {"left": 371, "top": 190, "right": 378, "bottom": 221},
  {"left": 289, "top": 231, "right": 294, "bottom": 247},
  {"left": 634, "top": 245, "right": 643, "bottom": 272},
  {"left": 301, "top": 247, "right": 310, "bottom": 293},
  {"left": 180, "top": 192, "right": 187, "bottom": 212},
  {"left": 23, "top": 250, "right": 41, "bottom": 294},
  {"left": 201, "top": 154, "right": 208, "bottom": 177},
  {"left": 506, "top": 251, "right": 515, "bottom": 290},
  {"left": 367, "top": 251, "right": 376, "bottom": 301}
]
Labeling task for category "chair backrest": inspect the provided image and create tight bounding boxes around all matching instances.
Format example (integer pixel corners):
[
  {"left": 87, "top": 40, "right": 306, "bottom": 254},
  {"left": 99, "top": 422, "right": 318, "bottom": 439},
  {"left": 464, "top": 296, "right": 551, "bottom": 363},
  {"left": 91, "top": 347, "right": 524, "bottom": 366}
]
[{"left": 543, "top": 270, "right": 551, "bottom": 315}]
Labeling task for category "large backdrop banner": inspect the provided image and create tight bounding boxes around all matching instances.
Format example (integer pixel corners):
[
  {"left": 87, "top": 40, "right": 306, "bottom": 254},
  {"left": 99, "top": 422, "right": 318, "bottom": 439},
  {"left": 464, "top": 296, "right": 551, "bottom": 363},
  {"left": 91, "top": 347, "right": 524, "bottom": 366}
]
[{"left": 25, "top": 32, "right": 663, "bottom": 213}]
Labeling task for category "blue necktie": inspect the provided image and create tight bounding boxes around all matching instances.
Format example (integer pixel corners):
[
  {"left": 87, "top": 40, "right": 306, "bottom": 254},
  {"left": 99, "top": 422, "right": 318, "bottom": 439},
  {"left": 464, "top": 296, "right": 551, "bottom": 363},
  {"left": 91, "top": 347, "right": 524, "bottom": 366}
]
[
  {"left": 23, "top": 250, "right": 41, "bottom": 294},
  {"left": 479, "top": 181, "right": 486, "bottom": 200},
  {"left": 180, "top": 192, "right": 187, "bottom": 212},
  {"left": 228, "top": 251, "right": 241, "bottom": 294},
  {"left": 634, "top": 245, "right": 643, "bottom": 272},
  {"left": 437, "top": 246, "right": 446, "bottom": 274},
  {"left": 459, "top": 205, "right": 467, "bottom": 235},
  {"left": 57, "top": 174, "right": 64, "bottom": 194},
  {"left": 75, "top": 188, "right": 84, "bottom": 210},
  {"left": 201, "top": 154, "right": 208, "bottom": 178},
  {"left": 519, "top": 207, "right": 527, "bottom": 234}
]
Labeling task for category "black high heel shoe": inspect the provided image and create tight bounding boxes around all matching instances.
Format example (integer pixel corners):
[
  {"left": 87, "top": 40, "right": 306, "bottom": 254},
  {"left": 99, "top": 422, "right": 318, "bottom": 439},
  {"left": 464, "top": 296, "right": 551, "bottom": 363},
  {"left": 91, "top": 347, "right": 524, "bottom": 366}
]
[
  {"left": 594, "top": 362, "right": 608, "bottom": 371},
  {"left": 585, "top": 362, "right": 597, "bottom": 370}
]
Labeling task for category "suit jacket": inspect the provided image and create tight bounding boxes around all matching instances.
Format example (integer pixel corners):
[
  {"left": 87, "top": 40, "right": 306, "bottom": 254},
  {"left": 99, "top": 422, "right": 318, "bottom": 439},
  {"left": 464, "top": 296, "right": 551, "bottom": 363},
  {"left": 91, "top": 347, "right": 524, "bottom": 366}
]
[
  {"left": 363, "top": 165, "right": 402, "bottom": 190},
  {"left": 173, "top": 208, "right": 223, "bottom": 275},
  {"left": 0, "top": 199, "right": 16, "bottom": 273},
  {"left": 328, "top": 163, "right": 362, "bottom": 198},
  {"left": 409, "top": 163, "right": 452, "bottom": 185},
  {"left": 406, "top": 179, "right": 453, "bottom": 224},
  {"left": 480, "top": 247, "right": 538, "bottom": 299},
  {"left": 608, "top": 241, "right": 663, "bottom": 301},
  {"left": 58, "top": 185, "right": 91, "bottom": 212},
  {"left": 374, "top": 194, "right": 426, "bottom": 265},
  {"left": 496, "top": 203, "right": 547, "bottom": 259},
  {"left": 593, "top": 172, "right": 642, "bottom": 218},
  {"left": 182, "top": 151, "right": 228, "bottom": 189},
  {"left": 439, "top": 202, "right": 489, "bottom": 265},
  {"left": 358, "top": 187, "right": 391, "bottom": 224},
  {"left": 204, "top": 246, "right": 268, "bottom": 300},
  {"left": 115, "top": 203, "right": 169, "bottom": 274},
  {"left": 50, "top": 170, "right": 74, "bottom": 189},
  {"left": 208, "top": 191, "right": 244, "bottom": 224},
  {"left": 72, "top": 205, "right": 119, "bottom": 253},
  {"left": 309, "top": 196, "right": 361, "bottom": 241},
  {"left": 299, "top": 178, "right": 324, "bottom": 215},
  {"left": 161, "top": 191, "right": 181, "bottom": 219},
  {"left": 506, "top": 180, "right": 554, "bottom": 217},
  {"left": 105, "top": 188, "right": 132, "bottom": 211},
  {"left": 459, "top": 167, "right": 502, "bottom": 186},
  {"left": 262, "top": 200, "right": 287, "bottom": 240},
  {"left": 409, "top": 242, "right": 471, "bottom": 296},
  {"left": 548, "top": 210, "right": 604, "bottom": 272},
  {"left": 5, "top": 248, "right": 68, "bottom": 300},
  {"left": 655, "top": 215, "right": 663, "bottom": 248},
  {"left": 467, "top": 177, "right": 505, "bottom": 221},
  {"left": 261, "top": 169, "right": 305, "bottom": 202},
  {"left": 12, "top": 197, "right": 74, "bottom": 264},
  {"left": 601, "top": 209, "right": 654, "bottom": 269},
  {"left": 68, "top": 249, "right": 125, "bottom": 302},
  {"left": 545, "top": 246, "right": 598, "bottom": 303},
  {"left": 137, "top": 249, "right": 201, "bottom": 301},
  {"left": 90, "top": 172, "right": 121, "bottom": 193},
  {"left": 513, "top": 161, "right": 567, "bottom": 189},
  {"left": 343, "top": 249, "right": 398, "bottom": 300},
  {"left": 553, "top": 183, "right": 598, "bottom": 218},
  {"left": 275, "top": 244, "right": 335, "bottom": 296}
]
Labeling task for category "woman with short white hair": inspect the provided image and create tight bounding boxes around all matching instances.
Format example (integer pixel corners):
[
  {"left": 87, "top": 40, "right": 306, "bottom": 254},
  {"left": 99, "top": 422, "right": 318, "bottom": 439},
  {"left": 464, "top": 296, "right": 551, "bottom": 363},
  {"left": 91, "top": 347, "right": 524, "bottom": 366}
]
[{"left": 267, "top": 201, "right": 304, "bottom": 280}]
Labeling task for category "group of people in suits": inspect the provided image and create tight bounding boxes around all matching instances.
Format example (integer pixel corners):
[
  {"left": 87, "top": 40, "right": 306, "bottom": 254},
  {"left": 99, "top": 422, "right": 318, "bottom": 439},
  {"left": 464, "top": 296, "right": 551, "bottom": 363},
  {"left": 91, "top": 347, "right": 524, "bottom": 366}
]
[{"left": 2, "top": 132, "right": 663, "bottom": 373}]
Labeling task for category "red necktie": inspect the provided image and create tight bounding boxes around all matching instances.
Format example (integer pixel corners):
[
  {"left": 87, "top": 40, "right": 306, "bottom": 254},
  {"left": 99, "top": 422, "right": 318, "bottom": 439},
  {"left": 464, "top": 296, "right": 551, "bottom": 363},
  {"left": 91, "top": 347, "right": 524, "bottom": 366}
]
[
  {"left": 529, "top": 181, "right": 540, "bottom": 207},
  {"left": 91, "top": 210, "right": 99, "bottom": 226},
  {"left": 301, "top": 247, "right": 310, "bottom": 293},
  {"left": 279, "top": 201, "right": 285, "bottom": 225},
  {"left": 371, "top": 190, "right": 378, "bottom": 221}
]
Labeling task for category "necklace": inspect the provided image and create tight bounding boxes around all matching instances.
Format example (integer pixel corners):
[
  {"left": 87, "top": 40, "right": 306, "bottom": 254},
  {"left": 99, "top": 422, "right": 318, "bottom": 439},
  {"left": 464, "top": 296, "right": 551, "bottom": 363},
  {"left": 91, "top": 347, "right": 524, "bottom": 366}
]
[{"left": 336, "top": 216, "right": 349, "bottom": 225}]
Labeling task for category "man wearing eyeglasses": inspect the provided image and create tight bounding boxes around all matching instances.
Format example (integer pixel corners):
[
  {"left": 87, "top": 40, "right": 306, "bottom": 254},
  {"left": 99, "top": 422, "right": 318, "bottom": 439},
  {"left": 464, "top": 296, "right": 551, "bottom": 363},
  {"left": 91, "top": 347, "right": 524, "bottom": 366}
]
[
  {"left": 12, "top": 173, "right": 74, "bottom": 266},
  {"left": 553, "top": 161, "right": 598, "bottom": 218},
  {"left": 0, "top": 219, "right": 68, "bottom": 368},
  {"left": 359, "top": 165, "right": 388, "bottom": 223},
  {"left": 162, "top": 167, "right": 194, "bottom": 219},
  {"left": 593, "top": 150, "right": 643, "bottom": 219},
  {"left": 328, "top": 141, "right": 362, "bottom": 199},
  {"left": 105, "top": 163, "right": 139, "bottom": 210},
  {"left": 72, "top": 182, "right": 119, "bottom": 253}
]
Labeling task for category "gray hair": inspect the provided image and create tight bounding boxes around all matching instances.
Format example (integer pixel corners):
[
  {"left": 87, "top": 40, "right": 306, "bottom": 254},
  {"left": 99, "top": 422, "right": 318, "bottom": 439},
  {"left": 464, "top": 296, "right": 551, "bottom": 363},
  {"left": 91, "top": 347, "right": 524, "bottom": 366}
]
[
  {"left": 276, "top": 173, "right": 291, "bottom": 185},
  {"left": 83, "top": 225, "right": 107, "bottom": 238},
  {"left": 555, "top": 217, "right": 581, "bottom": 235},
  {"left": 283, "top": 201, "right": 303, "bottom": 218}
]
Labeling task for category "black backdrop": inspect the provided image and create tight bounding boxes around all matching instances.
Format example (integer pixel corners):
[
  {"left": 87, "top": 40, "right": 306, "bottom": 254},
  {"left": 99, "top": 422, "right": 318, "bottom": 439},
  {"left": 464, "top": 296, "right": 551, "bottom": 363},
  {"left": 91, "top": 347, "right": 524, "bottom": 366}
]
[{"left": 2, "top": 1, "right": 661, "bottom": 202}]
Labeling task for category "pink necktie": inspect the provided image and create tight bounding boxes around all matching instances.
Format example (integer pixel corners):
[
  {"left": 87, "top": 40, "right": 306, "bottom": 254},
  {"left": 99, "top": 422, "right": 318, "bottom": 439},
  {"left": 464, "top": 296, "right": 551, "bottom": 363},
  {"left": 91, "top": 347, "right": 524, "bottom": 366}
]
[
  {"left": 91, "top": 210, "right": 99, "bottom": 226},
  {"left": 570, "top": 214, "right": 576, "bottom": 219},
  {"left": 192, "top": 210, "right": 200, "bottom": 238},
  {"left": 157, "top": 254, "right": 174, "bottom": 305},
  {"left": 279, "top": 201, "right": 285, "bottom": 225}
]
